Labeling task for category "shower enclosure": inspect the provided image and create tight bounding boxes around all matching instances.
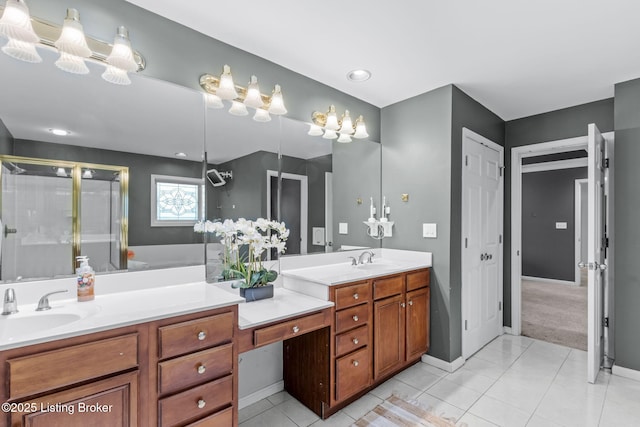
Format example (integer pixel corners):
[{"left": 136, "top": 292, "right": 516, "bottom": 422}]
[{"left": 0, "top": 156, "right": 128, "bottom": 282}]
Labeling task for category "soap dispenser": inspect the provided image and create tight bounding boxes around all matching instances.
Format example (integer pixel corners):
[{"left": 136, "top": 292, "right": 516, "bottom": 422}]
[{"left": 76, "top": 256, "right": 95, "bottom": 302}]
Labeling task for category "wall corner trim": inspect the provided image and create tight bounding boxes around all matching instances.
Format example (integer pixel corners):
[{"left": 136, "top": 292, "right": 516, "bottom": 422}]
[
  {"left": 612, "top": 364, "right": 640, "bottom": 382},
  {"left": 421, "top": 354, "right": 465, "bottom": 373},
  {"left": 238, "top": 381, "right": 285, "bottom": 410}
]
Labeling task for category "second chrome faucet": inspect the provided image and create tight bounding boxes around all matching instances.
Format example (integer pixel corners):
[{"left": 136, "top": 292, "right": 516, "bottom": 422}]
[{"left": 348, "top": 251, "right": 375, "bottom": 266}]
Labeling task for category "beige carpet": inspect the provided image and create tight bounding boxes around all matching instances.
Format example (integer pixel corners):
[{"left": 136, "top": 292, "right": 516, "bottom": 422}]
[
  {"left": 521, "top": 275, "right": 587, "bottom": 350},
  {"left": 353, "top": 395, "right": 462, "bottom": 427}
]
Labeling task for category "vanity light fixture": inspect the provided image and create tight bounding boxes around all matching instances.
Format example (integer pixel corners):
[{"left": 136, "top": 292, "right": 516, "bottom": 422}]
[
  {"left": 0, "top": 1, "right": 145, "bottom": 84},
  {"left": 309, "top": 105, "right": 369, "bottom": 142},
  {"left": 82, "top": 169, "right": 94, "bottom": 179},
  {"left": 54, "top": 167, "right": 67, "bottom": 177},
  {"left": 200, "top": 65, "right": 287, "bottom": 122}
]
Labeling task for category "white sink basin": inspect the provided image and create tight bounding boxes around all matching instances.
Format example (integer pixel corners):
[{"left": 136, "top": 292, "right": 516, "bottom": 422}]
[
  {"left": 0, "top": 305, "right": 100, "bottom": 342},
  {"left": 282, "top": 259, "right": 411, "bottom": 285}
]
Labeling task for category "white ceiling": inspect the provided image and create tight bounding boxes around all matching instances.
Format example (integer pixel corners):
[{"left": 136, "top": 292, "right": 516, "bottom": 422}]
[{"left": 127, "top": 0, "right": 640, "bottom": 120}]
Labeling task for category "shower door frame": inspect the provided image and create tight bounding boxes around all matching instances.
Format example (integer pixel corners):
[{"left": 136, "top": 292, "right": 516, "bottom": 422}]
[{"left": 0, "top": 155, "right": 129, "bottom": 274}]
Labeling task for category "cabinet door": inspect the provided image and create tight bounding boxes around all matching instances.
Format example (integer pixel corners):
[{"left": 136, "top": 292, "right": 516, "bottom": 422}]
[
  {"left": 10, "top": 371, "right": 138, "bottom": 427},
  {"left": 373, "top": 294, "right": 405, "bottom": 380},
  {"left": 406, "top": 287, "right": 430, "bottom": 360}
]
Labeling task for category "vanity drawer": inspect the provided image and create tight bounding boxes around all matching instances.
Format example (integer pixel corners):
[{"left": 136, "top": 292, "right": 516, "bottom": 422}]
[
  {"left": 7, "top": 334, "right": 138, "bottom": 400},
  {"left": 158, "top": 374, "right": 233, "bottom": 427},
  {"left": 335, "top": 324, "right": 369, "bottom": 357},
  {"left": 335, "top": 346, "right": 370, "bottom": 401},
  {"left": 335, "top": 304, "right": 369, "bottom": 333},
  {"left": 254, "top": 311, "right": 328, "bottom": 348},
  {"left": 406, "top": 269, "right": 430, "bottom": 292},
  {"left": 373, "top": 275, "right": 404, "bottom": 300},
  {"left": 159, "top": 311, "right": 234, "bottom": 359},
  {"left": 185, "top": 406, "right": 233, "bottom": 427},
  {"left": 158, "top": 343, "right": 233, "bottom": 395},
  {"left": 334, "top": 281, "right": 370, "bottom": 310}
]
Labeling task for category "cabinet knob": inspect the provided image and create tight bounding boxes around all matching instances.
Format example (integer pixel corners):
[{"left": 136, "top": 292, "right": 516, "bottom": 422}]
[
  {"left": 197, "top": 399, "right": 206, "bottom": 409},
  {"left": 352, "top": 338, "right": 359, "bottom": 345},
  {"left": 352, "top": 315, "right": 359, "bottom": 322},
  {"left": 197, "top": 331, "right": 206, "bottom": 341},
  {"left": 197, "top": 364, "right": 206, "bottom": 374},
  {"left": 401, "top": 302, "right": 406, "bottom": 308},
  {"left": 408, "top": 300, "right": 413, "bottom": 306},
  {"left": 353, "top": 293, "right": 359, "bottom": 300},
  {"left": 352, "top": 360, "right": 359, "bottom": 367},
  {"left": 292, "top": 326, "right": 300, "bottom": 333}
]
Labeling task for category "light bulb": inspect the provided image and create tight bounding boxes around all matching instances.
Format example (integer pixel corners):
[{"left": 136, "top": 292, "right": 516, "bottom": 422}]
[
  {"left": 339, "top": 110, "right": 354, "bottom": 135},
  {"left": 228, "top": 100, "right": 248, "bottom": 116},
  {"left": 322, "top": 129, "right": 338, "bottom": 140},
  {"left": 325, "top": 105, "right": 339, "bottom": 131},
  {"left": 268, "top": 84, "right": 287, "bottom": 115},
  {"left": 102, "top": 65, "right": 131, "bottom": 85},
  {"left": 253, "top": 108, "right": 271, "bottom": 122},
  {"left": 2, "top": 37, "right": 40, "bottom": 62},
  {"left": 337, "top": 133, "right": 352, "bottom": 143},
  {"left": 106, "top": 26, "right": 137, "bottom": 72},
  {"left": 217, "top": 64, "right": 238, "bottom": 100},
  {"left": 353, "top": 115, "right": 369, "bottom": 139},
  {"left": 204, "top": 93, "right": 223, "bottom": 109},
  {"left": 0, "top": 0, "right": 39, "bottom": 43},
  {"left": 307, "top": 124, "right": 323, "bottom": 136},
  {"left": 244, "top": 75, "right": 264, "bottom": 109}
]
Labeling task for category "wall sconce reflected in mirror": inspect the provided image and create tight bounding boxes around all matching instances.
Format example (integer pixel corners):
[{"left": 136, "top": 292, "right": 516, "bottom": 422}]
[{"left": 309, "top": 105, "right": 369, "bottom": 143}]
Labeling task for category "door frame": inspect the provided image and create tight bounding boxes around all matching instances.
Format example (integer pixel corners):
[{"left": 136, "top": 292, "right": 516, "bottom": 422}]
[
  {"left": 461, "top": 127, "right": 504, "bottom": 360},
  {"left": 266, "top": 170, "right": 308, "bottom": 255},
  {"left": 575, "top": 178, "right": 588, "bottom": 286},
  {"left": 510, "top": 132, "right": 613, "bottom": 335}
]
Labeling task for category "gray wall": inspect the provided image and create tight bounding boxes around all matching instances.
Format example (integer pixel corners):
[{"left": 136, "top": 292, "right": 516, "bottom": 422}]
[
  {"left": 522, "top": 168, "right": 587, "bottom": 281},
  {"left": 26, "top": 0, "right": 380, "bottom": 141},
  {"left": 0, "top": 118, "right": 13, "bottom": 154},
  {"left": 306, "top": 154, "right": 332, "bottom": 254},
  {"left": 13, "top": 140, "right": 203, "bottom": 246},
  {"left": 613, "top": 78, "right": 640, "bottom": 371},
  {"left": 504, "top": 98, "right": 614, "bottom": 326}
]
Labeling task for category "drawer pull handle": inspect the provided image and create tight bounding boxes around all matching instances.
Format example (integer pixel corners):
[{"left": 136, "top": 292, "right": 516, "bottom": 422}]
[
  {"left": 197, "top": 364, "right": 206, "bottom": 374},
  {"left": 401, "top": 302, "right": 406, "bottom": 308},
  {"left": 352, "top": 338, "right": 359, "bottom": 345},
  {"left": 197, "top": 399, "right": 206, "bottom": 409},
  {"left": 292, "top": 326, "right": 300, "bottom": 333},
  {"left": 352, "top": 315, "right": 359, "bottom": 322},
  {"left": 197, "top": 331, "right": 206, "bottom": 341},
  {"left": 353, "top": 293, "right": 359, "bottom": 300},
  {"left": 352, "top": 360, "right": 359, "bottom": 367},
  {"left": 408, "top": 300, "right": 413, "bottom": 306}
]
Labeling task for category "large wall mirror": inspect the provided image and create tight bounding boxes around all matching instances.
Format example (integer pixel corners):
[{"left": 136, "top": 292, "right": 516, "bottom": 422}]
[{"left": 0, "top": 49, "right": 206, "bottom": 282}]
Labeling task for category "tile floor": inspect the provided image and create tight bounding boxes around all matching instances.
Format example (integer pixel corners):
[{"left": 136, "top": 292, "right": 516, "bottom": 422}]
[{"left": 238, "top": 335, "right": 640, "bottom": 426}]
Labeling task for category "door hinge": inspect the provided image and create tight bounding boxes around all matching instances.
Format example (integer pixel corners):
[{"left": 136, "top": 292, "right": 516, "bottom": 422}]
[
  {"left": 603, "top": 317, "right": 609, "bottom": 328},
  {"left": 499, "top": 301, "right": 502, "bottom": 311},
  {"left": 604, "top": 236, "right": 609, "bottom": 248},
  {"left": 465, "top": 155, "right": 468, "bottom": 166},
  {"left": 604, "top": 158, "right": 610, "bottom": 168},
  {"left": 499, "top": 166, "right": 504, "bottom": 177},
  {"left": 499, "top": 235, "right": 502, "bottom": 244},
  {"left": 465, "top": 238, "right": 468, "bottom": 248},
  {"left": 465, "top": 320, "right": 468, "bottom": 331}
]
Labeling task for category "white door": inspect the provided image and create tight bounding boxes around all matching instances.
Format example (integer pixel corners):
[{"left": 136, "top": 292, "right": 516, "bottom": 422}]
[
  {"left": 324, "top": 172, "right": 333, "bottom": 252},
  {"left": 585, "top": 123, "right": 606, "bottom": 384},
  {"left": 462, "top": 129, "right": 504, "bottom": 359}
]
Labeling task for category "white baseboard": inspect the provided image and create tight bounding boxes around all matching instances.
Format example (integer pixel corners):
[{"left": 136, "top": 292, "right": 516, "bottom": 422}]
[
  {"left": 503, "top": 326, "right": 513, "bottom": 334},
  {"left": 522, "top": 276, "right": 576, "bottom": 286},
  {"left": 612, "top": 364, "right": 640, "bottom": 382},
  {"left": 238, "top": 381, "right": 284, "bottom": 409},
  {"left": 421, "top": 354, "right": 464, "bottom": 373}
]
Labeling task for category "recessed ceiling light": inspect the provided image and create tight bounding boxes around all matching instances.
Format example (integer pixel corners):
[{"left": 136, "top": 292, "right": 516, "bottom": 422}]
[
  {"left": 347, "top": 69, "right": 371, "bottom": 82},
  {"left": 49, "top": 128, "right": 70, "bottom": 136},
  {"left": 175, "top": 152, "right": 187, "bottom": 158}
]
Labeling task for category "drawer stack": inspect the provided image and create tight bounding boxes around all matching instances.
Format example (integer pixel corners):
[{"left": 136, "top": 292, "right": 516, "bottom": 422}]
[{"left": 157, "top": 311, "right": 235, "bottom": 427}]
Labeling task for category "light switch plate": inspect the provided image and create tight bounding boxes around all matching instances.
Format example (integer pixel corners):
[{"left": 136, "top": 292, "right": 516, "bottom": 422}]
[
  {"left": 423, "top": 223, "right": 437, "bottom": 238},
  {"left": 556, "top": 222, "right": 568, "bottom": 230},
  {"left": 312, "top": 227, "right": 325, "bottom": 245},
  {"left": 339, "top": 223, "right": 348, "bottom": 234}
]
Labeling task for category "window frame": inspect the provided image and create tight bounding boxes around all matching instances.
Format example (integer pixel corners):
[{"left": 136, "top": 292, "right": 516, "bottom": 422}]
[{"left": 150, "top": 174, "right": 204, "bottom": 227}]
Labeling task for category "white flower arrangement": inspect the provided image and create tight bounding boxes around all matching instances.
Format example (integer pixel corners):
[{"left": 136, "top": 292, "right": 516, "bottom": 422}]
[{"left": 194, "top": 218, "right": 289, "bottom": 288}]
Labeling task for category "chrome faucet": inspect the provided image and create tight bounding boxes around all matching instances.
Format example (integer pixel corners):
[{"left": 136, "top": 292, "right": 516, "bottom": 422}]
[
  {"left": 347, "top": 256, "right": 358, "bottom": 266},
  {"left": 358, "top": 251, "right": 375, "bottom": 264},
  {"left": 36, "top": 290, "right": 69, "bottom": 311},
  {"left": 2, "top": 288, "right": 18, "bottom": 315}
]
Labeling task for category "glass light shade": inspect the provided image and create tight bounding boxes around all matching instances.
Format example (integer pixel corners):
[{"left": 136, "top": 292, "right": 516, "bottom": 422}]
[
  {"left": 353, "top": 115, "right": 369, "bottom": 139},
  {"left": 217, "top": 64, "right": 238, "bottom": 100},
  {"left": 339, "top": 110, "right": 354, "bottom": 135},
  {"left": 106, "top": 26, "right": 137, "bottom": 72},
  {"left": 322, "top": 129, "right": 338, "bottom": 140},
  {"left": 324, "top": 105, "right": 339, "bottom": 131},
  {"left": 54, "top": 9, "right": 91, "bottom": 58},
  {"left": 244, "top": 75, "right": 264, "bottom": 109},
  {"left": 101, "top": 65, "right": 131, "bottom": 85},
  {"left": 204, "top": 93, "right": 223, "bottom": 109},
  {"left": 0, "top": 0, "right": 39, "bottom": 43},
  {"left": 2, "top": 37, "right": 40, "bottom": 62},
  {"left": 268, "top": 84, "right": 287, "bottom": 115},
  {"left": 253, "top": 108, "right": 271, "bottom": 122},
  {"left": 337, "top": 133, "right": 352, "bottom": 143},
  {"left": 307, "top": 123, "right": 323, "bottom": 136},
  {"left": 228, "top": 100, "right": 248, "bottom": 116},
  {"left": 55, "top": 167, "right": 67, "bottom": 177},
  {"left": 55, "top": 51, "right": 89, "bottom": 74},
  {"left": 82, "top": 169, "right": 93, "bottom": 179}
]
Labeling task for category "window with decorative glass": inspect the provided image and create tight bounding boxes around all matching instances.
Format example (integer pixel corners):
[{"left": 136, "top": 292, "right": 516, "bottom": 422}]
[{"left": 150, "top": 174, "right": 204, "bottom": 226}]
